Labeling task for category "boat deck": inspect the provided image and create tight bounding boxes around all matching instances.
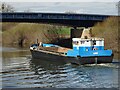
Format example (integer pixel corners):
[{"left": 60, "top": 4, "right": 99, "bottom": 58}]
[{"left": 36, "top": 46, "right": 72, "bottom": 56}]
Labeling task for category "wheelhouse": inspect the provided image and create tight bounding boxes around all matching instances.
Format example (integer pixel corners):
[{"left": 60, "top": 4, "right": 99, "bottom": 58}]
[{"left": 72, "top": 38, "right": 104, "bottom": 51}]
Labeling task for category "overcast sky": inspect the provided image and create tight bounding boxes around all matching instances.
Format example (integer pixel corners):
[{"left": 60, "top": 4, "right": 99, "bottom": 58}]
[
  {"left": 1, "top": 0, "right": 119, "bottom": 15},
  {"left": 1, "top": 0, "right": 119, "bottom": 2}
]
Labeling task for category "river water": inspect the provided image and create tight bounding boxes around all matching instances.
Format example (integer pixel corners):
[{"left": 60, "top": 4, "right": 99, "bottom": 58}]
[{"left": 0, "top": 47, "right": 119, "bottom": 88}]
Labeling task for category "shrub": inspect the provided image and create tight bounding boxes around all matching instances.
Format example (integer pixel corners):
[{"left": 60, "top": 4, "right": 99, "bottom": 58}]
[
  {"left": 2, "top": 23, "right": 70, "bottom": 47},
  {"left": 92, "top": 17, "right": 119, "bottom": 53}
]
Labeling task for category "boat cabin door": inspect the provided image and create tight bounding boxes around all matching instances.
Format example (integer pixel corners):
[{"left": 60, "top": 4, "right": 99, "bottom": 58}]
[
  {"left": 92, "top": 40, "right": 97, "bottom": 50},
  {"left": 92, "top": 39, "right": 104, "bottom": 50}
]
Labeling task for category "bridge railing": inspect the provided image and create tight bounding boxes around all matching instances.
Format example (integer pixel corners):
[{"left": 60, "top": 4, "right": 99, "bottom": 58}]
[{"left": 1, "top": 13, "right": 109, "bottom": 21}]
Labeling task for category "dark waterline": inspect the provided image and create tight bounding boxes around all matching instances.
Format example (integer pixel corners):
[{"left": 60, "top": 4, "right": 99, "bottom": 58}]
[{"left": 1, "top": 47, "right": 119, "bottom": 88}]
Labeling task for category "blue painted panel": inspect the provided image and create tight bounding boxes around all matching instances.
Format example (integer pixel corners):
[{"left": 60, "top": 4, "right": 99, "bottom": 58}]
[
  {"left": 79, "top": 47, "right": 92, "bottom": 51},
  {"left": 92, "top": 46, "right": 104, "bottom": 50},
  {"left": 79, "top": 50, "right": 112, "bottom": 57},
  {"left": 73, "top": 47, "right": 79, "bottom": 51},
  {"left": 67, "top": 50, "right": 79, "bottom": 57},
  {"left": 78, "top": 46, "right": 104, "bottom": 51}
]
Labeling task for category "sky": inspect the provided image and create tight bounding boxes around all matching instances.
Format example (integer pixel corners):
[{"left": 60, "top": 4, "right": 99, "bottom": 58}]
[
  {"left": 1, "top": 0, "right": 119, "bottom": 2},
  {"left": 1, "top": 0, "right": 119, "bottom": 15}
]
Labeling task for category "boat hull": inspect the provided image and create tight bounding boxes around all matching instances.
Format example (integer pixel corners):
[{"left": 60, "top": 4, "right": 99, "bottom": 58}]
[{"left": 30, "top": 50, "right": 113, "bottom": 65}]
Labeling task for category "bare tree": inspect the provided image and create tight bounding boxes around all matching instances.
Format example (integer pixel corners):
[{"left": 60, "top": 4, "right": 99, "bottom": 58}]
[
  {"left": 118, "top": 1, "right": 120, "bottom": 15},
  {"left": 115, "top": 1, "right": 120, "bottom": 15},
  {"left": 0, "top": 3, "right": 15, "bottom": 12}
]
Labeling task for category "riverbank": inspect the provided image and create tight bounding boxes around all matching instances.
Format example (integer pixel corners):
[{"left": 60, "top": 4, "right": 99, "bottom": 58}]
[{"left": 2, "top": 23, "right": 70, "bottom": 47}]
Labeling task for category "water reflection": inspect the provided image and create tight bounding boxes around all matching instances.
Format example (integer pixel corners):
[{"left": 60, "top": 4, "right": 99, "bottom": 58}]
[
  {"left": 30, "top": 58, "right": 66, "bottom": 70},
  {"left": 29, "top": 59, "right": 85, "bottom": 88},
  {"left": 29, "top": 58, "right": 118, "bottom": 88},
  {"left": 2, "top": 50, "right": 30, "bottom": 59}
]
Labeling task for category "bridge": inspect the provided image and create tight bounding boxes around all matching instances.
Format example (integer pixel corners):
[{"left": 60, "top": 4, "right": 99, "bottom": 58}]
[{"left": 1, "top": 12, "right": 114, "bottom": 27}]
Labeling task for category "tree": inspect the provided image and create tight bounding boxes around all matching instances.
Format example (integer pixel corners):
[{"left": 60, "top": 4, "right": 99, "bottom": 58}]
[
  {"left": 116, "top": 1, "right": 120, "bottom": 15},
  {"left": 118, "top": 2, "right": 120, "bottom": 15},
  {"left": 0, "top": 3, "right": 15, "bottom": 12}
]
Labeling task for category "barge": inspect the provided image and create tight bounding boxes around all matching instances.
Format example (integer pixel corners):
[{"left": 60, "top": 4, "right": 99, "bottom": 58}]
[{"left": 30, "top": 37, "right": 113, "bottom": 65}]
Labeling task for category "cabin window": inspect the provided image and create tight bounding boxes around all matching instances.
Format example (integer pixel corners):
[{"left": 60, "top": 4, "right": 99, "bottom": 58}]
[
  {"left": 81, "top": 41, "right": 85, "bottom": 44},
  {"left": 73, "top": 41, "right": 79, "bottom": 45}
]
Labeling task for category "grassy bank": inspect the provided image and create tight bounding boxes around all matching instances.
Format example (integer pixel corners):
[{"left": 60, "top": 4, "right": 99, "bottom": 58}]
[
  {"left": 92, "top": 17, "right": 119, "bottom": 60},
  {"left": 2, "top": 23, "right": 70, "bottom": 47}
]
